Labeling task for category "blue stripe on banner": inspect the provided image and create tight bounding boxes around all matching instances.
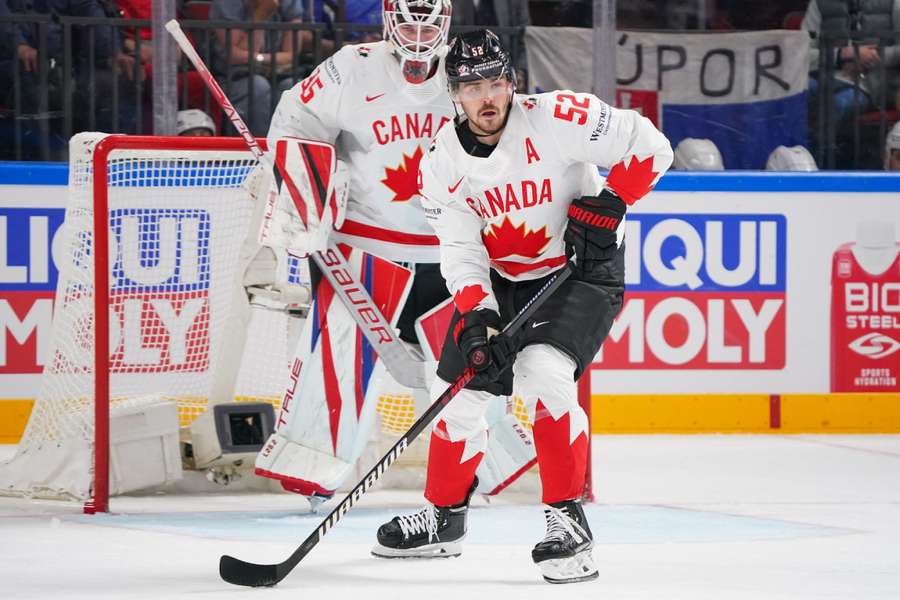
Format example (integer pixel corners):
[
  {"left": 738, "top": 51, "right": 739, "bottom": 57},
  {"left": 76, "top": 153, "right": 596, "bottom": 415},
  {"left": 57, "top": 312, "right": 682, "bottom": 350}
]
[
  {"left": 653, "top": 171, "right": 900, "bottom": 192},
  {"left": 0, "top": 162, "right": 68, "bottom": 185},
  {"left": 359, "top": 253, "right": 376, "bottom": 395},
  {"left": 1, "top": 160, "right": 898, "bottom": 194},
  {"left": 662, "top": 93, "right": 808, "bottom": 170}
]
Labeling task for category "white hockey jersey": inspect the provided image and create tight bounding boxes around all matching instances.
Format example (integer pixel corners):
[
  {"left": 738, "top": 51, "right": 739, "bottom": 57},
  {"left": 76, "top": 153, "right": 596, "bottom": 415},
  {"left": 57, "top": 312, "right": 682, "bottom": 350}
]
[
  {"left": 419, "top": 91, "right": 673, "bottom": 313},
  {"left": 268, "top": 41, "right": 455, "bottom": 263}
]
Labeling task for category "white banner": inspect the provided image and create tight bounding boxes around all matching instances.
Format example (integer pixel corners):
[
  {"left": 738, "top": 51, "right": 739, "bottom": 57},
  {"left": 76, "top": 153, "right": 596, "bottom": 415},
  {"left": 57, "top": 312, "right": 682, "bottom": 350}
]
[{"left": 525, "top": 27, "right": 810, "bottom": 169}]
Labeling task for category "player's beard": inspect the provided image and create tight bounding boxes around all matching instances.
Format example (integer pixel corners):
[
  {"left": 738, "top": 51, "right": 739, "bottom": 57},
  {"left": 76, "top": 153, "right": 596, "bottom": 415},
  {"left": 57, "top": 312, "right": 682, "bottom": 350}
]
[{"left": 468, "top": 101, "right": 510, "bottom": 138}]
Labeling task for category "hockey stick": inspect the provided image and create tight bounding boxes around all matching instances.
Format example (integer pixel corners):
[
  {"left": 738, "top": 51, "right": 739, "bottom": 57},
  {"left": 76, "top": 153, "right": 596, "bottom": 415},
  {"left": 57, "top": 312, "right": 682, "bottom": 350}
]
[
  {"left": 165, "top": 20, "right": 426, "bottom": 389},
  {"left": 219, "top": 263, "right": 573, "bottom": 587}
]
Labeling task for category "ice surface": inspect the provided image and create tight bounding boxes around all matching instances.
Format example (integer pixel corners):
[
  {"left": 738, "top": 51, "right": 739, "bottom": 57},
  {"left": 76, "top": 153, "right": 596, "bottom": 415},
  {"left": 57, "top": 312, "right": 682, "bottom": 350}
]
[{"left": 2, "top": 435, "right": 899, "bottom": 600}]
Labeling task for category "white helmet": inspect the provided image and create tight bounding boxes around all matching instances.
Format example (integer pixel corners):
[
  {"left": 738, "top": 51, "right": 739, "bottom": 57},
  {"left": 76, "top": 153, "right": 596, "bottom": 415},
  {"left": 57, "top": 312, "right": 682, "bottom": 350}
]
[
  {"left": 176, "top": 109, "right": 216, "bottom": 136},
  {"left": 765, "top": 145, "right": 818, "bottom": 171},
  {"left": 673, "top": 138, "right": 724, "bottom": 171},
  {"left": 885, "top": 122, "right": 900, "bottom": 170},
  {"left": 383, "top": 0, "right": 452, "bottom": 84}
]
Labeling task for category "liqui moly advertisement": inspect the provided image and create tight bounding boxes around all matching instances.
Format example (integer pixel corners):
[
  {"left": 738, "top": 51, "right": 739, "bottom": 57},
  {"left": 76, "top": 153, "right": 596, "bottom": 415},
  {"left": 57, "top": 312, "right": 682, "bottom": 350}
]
[
  {"left": 598, "top": 214, "right": 786, "bottom": 369},
  {"left": 0, "top": 183, "right": 67, "bottom": 399}
]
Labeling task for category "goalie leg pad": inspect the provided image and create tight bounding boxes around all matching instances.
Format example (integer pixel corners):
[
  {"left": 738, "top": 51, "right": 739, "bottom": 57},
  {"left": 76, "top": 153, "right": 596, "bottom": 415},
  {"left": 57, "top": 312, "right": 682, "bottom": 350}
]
[
  {"left": 514, "top": 344, "right": 589, "bottom": 504},
  {"left": 254, "top": 248, "right": 412, "bottom": 496},
  {"left": 474, "top": 409, "right": 537, "bottom": 496},
  {"left": 255, "top": 433, "right": 351, "bottom": 497}
]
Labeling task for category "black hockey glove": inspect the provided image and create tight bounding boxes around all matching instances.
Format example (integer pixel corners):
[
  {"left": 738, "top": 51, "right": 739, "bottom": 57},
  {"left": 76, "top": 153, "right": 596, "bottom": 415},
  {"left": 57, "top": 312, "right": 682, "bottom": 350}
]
[
  {"left": 565, "top": 190, "right": 626, "bottom": 281},
  {"left": 454, "top": 308, "right": 514, "bottom": 380}
]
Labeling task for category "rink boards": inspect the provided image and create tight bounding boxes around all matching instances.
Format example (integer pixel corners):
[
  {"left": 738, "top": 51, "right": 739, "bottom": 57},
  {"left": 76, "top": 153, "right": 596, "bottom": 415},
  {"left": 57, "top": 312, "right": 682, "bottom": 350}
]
[{"left": 0, "top": 165, "right": 898, "bottom": 440}]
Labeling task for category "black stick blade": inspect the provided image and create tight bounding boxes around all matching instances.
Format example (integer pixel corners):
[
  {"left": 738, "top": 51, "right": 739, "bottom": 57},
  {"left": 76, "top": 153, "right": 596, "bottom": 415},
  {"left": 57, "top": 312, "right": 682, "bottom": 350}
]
[{"left": 219, "top": 555, "right": 280, "bottom": 587}]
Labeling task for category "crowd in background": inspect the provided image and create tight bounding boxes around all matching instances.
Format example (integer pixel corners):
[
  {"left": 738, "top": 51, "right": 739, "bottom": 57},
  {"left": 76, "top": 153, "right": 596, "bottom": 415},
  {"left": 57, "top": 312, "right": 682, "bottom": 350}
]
[{"left": 0, "top": 0, "right": 899, "bottom": 171}]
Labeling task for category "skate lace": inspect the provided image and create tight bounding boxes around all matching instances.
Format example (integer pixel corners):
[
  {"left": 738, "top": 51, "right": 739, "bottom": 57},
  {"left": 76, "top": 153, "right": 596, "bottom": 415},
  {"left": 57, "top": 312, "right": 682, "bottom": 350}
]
[
  {"left": 543, "top": 505, "right": 587, "bottom": 545},
  {"left": 397, "top": 506, "right": 440, "bottom": 542}
]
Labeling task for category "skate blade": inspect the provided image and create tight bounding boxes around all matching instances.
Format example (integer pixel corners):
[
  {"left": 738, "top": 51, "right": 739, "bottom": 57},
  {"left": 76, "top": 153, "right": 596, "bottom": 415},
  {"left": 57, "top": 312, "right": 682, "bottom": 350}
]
[
  {"left": 537, "top": 550, "right": 599, "bottom": 584},
  {"left": 370, "top": 541, "right": 462, "bottom": 559}
]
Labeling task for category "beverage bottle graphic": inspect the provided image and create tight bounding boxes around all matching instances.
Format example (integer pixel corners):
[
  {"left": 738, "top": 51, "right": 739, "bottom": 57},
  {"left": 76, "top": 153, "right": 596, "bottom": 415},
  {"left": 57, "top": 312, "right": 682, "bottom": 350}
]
[{"left": 830, "top": 221, "right": 900, "bottom": 392}]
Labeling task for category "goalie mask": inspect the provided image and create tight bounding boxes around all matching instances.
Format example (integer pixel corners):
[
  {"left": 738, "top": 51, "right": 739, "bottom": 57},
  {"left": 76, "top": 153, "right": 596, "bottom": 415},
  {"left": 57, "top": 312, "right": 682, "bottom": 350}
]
[{"left": 383, "top": 0, "right": 452, "bottom": 84}]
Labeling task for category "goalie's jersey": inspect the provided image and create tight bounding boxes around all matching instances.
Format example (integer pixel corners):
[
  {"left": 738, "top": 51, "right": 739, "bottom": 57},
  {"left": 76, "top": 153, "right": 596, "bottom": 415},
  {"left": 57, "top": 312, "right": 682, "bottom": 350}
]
[
  {"left": 268, "top": 41, "right": 454, "bottom": 262},
  {"left": 419, "top": 92, "right": 673, "bottom": 313}
]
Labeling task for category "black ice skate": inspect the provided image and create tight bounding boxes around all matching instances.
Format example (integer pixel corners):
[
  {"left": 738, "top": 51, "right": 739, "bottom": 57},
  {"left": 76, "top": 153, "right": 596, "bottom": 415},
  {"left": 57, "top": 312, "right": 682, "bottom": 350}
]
[
  {"left": 371, "top": 484, "right": 476, "bottom": 559},
  {"left": 531, "top": 499, "right": 599, "bottom": 584}
]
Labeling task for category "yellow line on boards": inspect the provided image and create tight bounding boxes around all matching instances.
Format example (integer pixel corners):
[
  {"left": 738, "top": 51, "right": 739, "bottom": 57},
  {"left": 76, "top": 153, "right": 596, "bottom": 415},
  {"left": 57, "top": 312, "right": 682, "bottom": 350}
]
[{"left": 2, "top": 393, "right": 899, "bottom": 444}]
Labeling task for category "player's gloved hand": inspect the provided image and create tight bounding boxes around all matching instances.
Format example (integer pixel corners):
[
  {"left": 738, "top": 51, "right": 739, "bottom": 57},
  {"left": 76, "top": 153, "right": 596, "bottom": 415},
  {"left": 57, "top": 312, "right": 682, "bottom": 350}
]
[
  {"left": 565, "top": 189, "right": 626, "bottom": 280},
  {"left": 455, "top": 309, "right": 510, "bottom": 378}
]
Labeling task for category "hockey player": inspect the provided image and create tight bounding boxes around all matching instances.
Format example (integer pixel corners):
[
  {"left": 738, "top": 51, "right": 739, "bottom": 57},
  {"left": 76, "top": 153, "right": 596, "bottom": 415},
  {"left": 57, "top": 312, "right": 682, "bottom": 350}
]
[
  {"left": 371, "top": 30, "right": 673, "bottom": 584},
  {"left": 253, "top": 0, "right": 457, "bottom": 499}
]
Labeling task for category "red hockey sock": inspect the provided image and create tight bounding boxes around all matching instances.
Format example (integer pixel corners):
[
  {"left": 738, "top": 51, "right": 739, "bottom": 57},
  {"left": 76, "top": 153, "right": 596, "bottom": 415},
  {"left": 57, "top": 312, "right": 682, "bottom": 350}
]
[
  {"left": 532, "top": 399, "right": 589, "bottom": 504},
  {"left": 424, "top": 420, "right": 485, "bottom": 506}
]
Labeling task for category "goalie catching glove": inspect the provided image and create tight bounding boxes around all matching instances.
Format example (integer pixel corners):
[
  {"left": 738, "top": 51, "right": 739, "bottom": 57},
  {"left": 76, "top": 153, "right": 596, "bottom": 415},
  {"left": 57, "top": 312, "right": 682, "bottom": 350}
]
[
  {"left": 565, "top": 189, "right": 626, "bottom": 281},
  {"left": 257, "top": 137, "right": 350, "bottom": 255}
]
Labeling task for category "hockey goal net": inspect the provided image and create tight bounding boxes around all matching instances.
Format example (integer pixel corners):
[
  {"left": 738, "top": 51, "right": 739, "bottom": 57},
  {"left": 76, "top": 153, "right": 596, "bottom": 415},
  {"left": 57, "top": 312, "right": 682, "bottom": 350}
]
[
  {"left": 0, "top": 133, "right": 306, "bottom": 511},
  {"left": 0, "top": 133, "right": 592, "bottom": 512}
]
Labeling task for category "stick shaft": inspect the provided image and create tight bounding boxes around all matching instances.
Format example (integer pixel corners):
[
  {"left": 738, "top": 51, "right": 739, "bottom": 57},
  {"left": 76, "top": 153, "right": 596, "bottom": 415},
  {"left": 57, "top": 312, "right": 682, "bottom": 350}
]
[{"left": 165, "top": 20, "right": 263, "bottom": 160}]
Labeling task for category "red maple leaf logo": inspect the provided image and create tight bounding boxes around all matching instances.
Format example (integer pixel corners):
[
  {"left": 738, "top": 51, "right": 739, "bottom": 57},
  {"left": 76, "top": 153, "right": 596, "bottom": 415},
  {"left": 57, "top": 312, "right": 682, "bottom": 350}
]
[
  {"left": 382, "top": 146, "right": 423, "bottom": 202},
  {"left": 481, "top": 217, "right": 551, "bottom": 261},
  {"left": 453, "top": 284, "right": 489, "bottom": 313},
  {"left": 605, "top": 155, "right": 659, "bottom": 205}
]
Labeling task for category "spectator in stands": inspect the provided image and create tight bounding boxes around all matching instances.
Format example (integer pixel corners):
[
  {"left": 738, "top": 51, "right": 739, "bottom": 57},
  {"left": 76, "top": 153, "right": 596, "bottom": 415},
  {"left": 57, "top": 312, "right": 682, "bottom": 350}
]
[
  {"left": 451, "top": 0, "right": 530, "bottom": 91},
  {"left": 886, "top": 121, "right": 900, "bottom": 169},
  {"left": 113, "top": 0, "right": 153, "bottom": 68},
  {"left": 5, "top": 0, "right": 139, "bottom": 134},
  {"left": 672, "top": 138, "right": 725, "bottom": 170},
  {"left": 802, "top": 0, "right": 900, "bottom": 167},
  {"left": 314, "top": 0, "right": 382, "bottom": 42},
  {"left": 765, "top": 145, "right": 819, "bottom": 171},
  {"left": 0, "top": 0, "right": 18, "bottom": 89},
  {"left": 213, "top": 0, "right": 311, "bottom": 135},
  {"left": 176, "top": 108, "right": 216, "bottom": 136},
  {"left": 711, "top": 0, "right": 810, "bottom": 31}
]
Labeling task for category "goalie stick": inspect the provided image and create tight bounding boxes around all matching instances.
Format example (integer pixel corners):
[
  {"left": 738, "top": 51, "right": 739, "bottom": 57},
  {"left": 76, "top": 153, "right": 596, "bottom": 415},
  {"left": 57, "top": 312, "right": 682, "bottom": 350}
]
[
  {"left": 219, "top": 263, "right": 573, "bottom": 587},
  {"left": 165, "top": 20, "right": 427, "bottom": 389}
]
